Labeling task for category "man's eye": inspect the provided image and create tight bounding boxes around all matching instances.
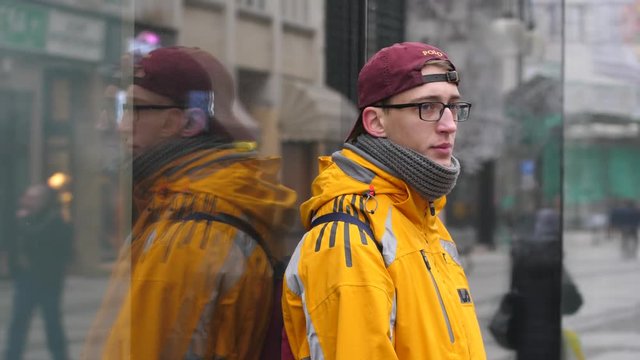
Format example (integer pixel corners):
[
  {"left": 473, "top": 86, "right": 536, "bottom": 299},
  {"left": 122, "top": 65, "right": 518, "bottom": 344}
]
[{"left": 421, "top": 103, "right": 436, "bottom": 111}]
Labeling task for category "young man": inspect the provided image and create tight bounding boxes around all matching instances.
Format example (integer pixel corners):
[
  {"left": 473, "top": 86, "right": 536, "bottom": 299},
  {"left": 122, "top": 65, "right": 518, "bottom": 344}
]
[
  {"left": 83, "top": 46, "right": 296, "bottom": 359},
  {"left": 282, "top": 42, "right": 486, "bottom": 359}
]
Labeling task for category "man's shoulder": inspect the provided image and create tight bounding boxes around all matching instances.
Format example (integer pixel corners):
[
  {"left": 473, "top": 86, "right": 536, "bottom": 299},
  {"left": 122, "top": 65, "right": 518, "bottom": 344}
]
[
  {"left": 297, "top": 211, "right": 382, "bottom": 264},
  {"left": 285, "top": 213, "right": 391, "bottom": 299}
]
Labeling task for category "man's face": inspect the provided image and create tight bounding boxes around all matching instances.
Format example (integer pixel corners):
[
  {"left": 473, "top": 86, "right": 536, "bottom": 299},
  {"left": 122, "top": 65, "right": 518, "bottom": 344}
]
[
  {"left": 378, "top": 64, "right": 460, "bottom": 166},
  {"left": 118, "top": 85, "right": 183, "bottom": 156}
]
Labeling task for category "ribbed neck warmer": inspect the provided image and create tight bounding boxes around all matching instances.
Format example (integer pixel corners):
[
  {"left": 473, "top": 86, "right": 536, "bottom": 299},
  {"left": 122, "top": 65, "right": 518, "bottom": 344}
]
[
  {"left": 353, "top": 134, "right": 460, "bottom": 201},
  {"left": 132, "top": 136, "right": 229, "bottom": 184}
]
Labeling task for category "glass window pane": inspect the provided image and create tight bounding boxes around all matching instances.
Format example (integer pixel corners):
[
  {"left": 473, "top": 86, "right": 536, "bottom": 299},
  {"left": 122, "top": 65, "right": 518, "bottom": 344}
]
[
  {"left": 563, "top": 1, "right": 640, "bottom": 360},
  {"left": 2, "top": 0, "right": 637, "bottom": 359}
]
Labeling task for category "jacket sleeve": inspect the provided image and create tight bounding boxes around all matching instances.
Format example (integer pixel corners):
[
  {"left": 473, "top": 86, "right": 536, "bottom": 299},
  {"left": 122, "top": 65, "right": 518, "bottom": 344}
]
[
  {"left": 123, "top": 220, "right": 226, "bottom": 359},
  {"left": 282, "top": 275, "right": 311, "bottom": 358},
  {"left": 282, "top": 223, "right": 399, "bottom": 360}
]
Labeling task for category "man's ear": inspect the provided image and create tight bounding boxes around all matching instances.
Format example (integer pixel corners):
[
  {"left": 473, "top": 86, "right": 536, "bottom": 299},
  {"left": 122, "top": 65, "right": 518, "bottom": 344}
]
[
  {"left": 180, "top": 108, "right": 208, "bottom": 137},
  {"left": 362, "top": 106, "right": 387, "bottom": 138},
  {"left": 159, "top": 108, "right": 186, "bottom": 138}
]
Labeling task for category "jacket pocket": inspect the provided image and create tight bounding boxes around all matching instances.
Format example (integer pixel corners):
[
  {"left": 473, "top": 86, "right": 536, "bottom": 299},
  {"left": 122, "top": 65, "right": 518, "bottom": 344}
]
[{"left": 420, "top": 249, "right": 455, "bottom": 344}]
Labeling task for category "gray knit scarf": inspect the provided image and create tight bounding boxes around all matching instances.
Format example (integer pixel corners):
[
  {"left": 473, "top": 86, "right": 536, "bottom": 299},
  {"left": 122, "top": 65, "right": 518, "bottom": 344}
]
[
  {"left": 132, "top": 136, "right": 230, "bottom": 184},
  {"left": 353, "top": 134, "right": 460, "bottom": 201}
]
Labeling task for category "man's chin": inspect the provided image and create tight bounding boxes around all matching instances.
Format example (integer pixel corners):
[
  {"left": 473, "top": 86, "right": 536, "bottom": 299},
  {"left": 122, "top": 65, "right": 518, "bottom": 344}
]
[{"left": 423, "top": 152, "right": 452, "bottom": 167}]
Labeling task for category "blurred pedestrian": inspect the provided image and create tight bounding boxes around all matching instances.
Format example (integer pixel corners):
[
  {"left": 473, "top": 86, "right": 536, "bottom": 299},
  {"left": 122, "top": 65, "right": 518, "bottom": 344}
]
[
  {"left": 82, "top": 46, "right": 296, "bottom": 360},
  {"left": 282, "top": 42, "right": 485, "bottom": 359},
  {"left": 506, "top": 197, "right": 584, "bottom": 360},
  {"left": 586, "top": 212, "right": 607, "bottom": 246},
  {"left": 3, "top": 184, "right": 73, "bottom": 360},
  {"left": 609, "top": 199, "right": 640, "bottom": 259}
]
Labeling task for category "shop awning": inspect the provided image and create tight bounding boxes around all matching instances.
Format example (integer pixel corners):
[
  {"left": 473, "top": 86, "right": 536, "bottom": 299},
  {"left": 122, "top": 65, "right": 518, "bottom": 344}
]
[
  {"left": 232, "top": 100, "right": 260, "bottom": 141},
  {"left": 280, "top": 79, "right": 358, "bottom": 142}
]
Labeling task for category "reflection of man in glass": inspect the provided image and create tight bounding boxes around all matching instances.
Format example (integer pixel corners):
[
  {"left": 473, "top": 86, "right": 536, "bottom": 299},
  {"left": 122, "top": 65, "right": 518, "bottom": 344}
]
[
  {"left": 83, "top": 47, "right": 296, "bottom": 359},
  {"left": 282, "top": 42, "right": 485, "bottom": 359},
  {"left": 4, "top": 184, "right": 72, "bottom": 360}
]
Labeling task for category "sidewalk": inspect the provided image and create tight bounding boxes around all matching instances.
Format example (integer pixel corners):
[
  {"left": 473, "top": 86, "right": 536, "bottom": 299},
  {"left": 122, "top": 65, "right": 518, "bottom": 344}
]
[
  {"left": 563, "top": 230, "right": 640, "bottom": 360},
  {"left": 0, "top": 230, "right": 637, "bottom": 359}
]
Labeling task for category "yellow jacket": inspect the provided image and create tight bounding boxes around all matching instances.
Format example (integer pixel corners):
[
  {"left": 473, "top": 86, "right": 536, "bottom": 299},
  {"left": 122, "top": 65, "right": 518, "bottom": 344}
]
[
  {"left": 282, "top": 146, "right": 486, "bottom": 360},
  {"left": 83, "top": 144, "right": 296, "bottom": 360}
]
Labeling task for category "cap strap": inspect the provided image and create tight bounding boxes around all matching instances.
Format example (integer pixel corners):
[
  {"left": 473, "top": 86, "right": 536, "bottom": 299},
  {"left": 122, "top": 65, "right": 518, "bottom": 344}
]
[
  {"left": 422, "top": 71, "right": 459, "bottom": 84},
  {"left": 187, "top": 90, "right": 216, "bottom": 117}
]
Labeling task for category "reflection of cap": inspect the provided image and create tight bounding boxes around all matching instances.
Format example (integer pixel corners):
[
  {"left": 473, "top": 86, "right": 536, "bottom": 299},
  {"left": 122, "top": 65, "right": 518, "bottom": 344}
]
[
  {"left": 133, "top": 46, "right": 253, "bottom": 140},
  {"left": 347, "top": 42, "right": 459, "bottom": 141}
]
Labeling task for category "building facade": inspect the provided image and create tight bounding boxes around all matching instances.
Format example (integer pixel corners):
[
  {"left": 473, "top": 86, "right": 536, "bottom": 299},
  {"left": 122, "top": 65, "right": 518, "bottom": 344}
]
[{"left": 1, "top": 0, "right": 355, "bottom": 272}]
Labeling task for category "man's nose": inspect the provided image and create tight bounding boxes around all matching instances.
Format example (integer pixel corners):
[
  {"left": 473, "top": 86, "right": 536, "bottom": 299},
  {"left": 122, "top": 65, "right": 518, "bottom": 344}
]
[{"left": 437, "top": 107, "right": 457, "bottom": 133}]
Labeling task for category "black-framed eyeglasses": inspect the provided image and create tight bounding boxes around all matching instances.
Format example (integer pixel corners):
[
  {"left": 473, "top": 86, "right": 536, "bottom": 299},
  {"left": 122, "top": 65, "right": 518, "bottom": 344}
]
[
  {"left": 121, "top": 104, "right": 187, "bottom": 112},
  {"left": 374, "top": 101, "right": 472, "bottom": 122}
]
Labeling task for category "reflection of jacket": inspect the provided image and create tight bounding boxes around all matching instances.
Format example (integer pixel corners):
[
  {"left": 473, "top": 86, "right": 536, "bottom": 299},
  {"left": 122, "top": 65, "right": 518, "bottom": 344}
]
[
  {"left": 84, "top": 144, "right": 296, "bottom": 360},
  {"left": 282, "top": 147, "right": 486, "bottom": 359}
]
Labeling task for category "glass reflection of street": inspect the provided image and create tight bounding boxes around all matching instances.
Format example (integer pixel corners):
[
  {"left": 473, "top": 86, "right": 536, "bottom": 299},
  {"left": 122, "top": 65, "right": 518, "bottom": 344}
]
[{"left": 0, "top": 0, "right": 638, "bottom": 359}]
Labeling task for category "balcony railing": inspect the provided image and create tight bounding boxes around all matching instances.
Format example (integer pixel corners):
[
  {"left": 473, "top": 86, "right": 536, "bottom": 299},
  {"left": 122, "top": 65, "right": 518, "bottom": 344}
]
[
  {"left": 237, "top": 0, "right": 269, "bottom": 13},
  {"left": 235, "top": 0, "right": 315, "bottom": 28}
]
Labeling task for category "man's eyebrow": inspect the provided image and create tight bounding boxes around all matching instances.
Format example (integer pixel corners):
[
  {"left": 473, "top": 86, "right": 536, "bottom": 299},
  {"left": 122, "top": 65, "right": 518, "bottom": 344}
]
[
  {"left": 410, "top": 95, "right": 462, "bottom": 103},
  {"left": 126, "top": 97, "right": 145, "bottom": 104}
]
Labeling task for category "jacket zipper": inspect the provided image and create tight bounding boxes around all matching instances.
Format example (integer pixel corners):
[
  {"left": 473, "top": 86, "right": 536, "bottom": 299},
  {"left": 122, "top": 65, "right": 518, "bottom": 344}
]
[
  {"left": 421, "top": 249, "right": 455, "bottom": 343},
  {"left": 428, "top": 201, "right": 436, "bottom": 216}
]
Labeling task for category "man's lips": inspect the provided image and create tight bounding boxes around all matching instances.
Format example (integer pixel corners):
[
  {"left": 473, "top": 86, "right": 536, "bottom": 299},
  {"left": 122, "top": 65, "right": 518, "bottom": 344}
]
[{"left": 431, "top": 143, "right": 452, "bottom": 150}]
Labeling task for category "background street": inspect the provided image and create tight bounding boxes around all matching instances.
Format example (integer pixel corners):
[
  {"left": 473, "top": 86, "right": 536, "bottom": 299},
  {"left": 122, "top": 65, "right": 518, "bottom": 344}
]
[
  {"left": 473, "top": 231, "right": 640, "bottom": 360},
  {"left": 1, "top": 230, "right": 638, "bottom": 359}
]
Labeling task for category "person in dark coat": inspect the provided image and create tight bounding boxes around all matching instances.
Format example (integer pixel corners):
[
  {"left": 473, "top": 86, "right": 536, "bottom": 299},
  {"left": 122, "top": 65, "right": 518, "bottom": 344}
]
[
  {"left": 609, "top": 199, "right": 640, "bottom": 259},
  {"left": 510, "top": 201, "right": 563, "bottom": 360},
  {"left": 3, "top": 184, "right": 73, "bottom": 360}
]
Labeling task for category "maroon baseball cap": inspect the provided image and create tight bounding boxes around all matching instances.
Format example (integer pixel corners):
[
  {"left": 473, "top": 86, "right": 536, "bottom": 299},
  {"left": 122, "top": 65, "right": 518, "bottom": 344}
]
[
  {"left": 132, "top": 46, "right": 253, "bottom": 140},
  {"left": 347, "top": 42, "right": 459, "bottom": 141}
]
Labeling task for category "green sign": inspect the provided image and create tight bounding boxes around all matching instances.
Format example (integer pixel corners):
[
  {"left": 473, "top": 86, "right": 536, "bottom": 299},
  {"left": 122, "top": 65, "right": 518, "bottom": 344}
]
[{"left": 0, "top": 2, "right": 48, "bottom": 52}]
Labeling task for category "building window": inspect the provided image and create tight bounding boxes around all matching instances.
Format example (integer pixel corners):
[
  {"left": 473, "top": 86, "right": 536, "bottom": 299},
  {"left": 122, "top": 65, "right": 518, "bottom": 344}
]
[
  {"left": 565, "top": 3, "right": 587, "bottom": 43},
  {"left": 282, "top": 0, "right": 311, "bottom": 25}
]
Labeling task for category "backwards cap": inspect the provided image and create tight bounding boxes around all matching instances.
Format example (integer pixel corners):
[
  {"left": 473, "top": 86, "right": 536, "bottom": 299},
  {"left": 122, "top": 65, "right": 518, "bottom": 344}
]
[{"left": 133, "top": 46, "right": 252, "bottom": 140}]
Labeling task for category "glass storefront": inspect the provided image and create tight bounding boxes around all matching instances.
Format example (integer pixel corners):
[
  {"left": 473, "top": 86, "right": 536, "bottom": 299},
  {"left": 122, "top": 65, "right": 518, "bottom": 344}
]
[{"left": 0, "top": 0, "right": 638, "bottom": 359}]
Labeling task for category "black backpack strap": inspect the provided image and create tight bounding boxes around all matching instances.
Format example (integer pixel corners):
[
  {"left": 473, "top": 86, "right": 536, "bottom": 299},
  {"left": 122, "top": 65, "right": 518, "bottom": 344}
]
[
  {"left": 310, "top": 212, "right": 381, "bottom": 252},
  {"left": 182, "top": 212, "right": 278, "bottom": 271}
]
